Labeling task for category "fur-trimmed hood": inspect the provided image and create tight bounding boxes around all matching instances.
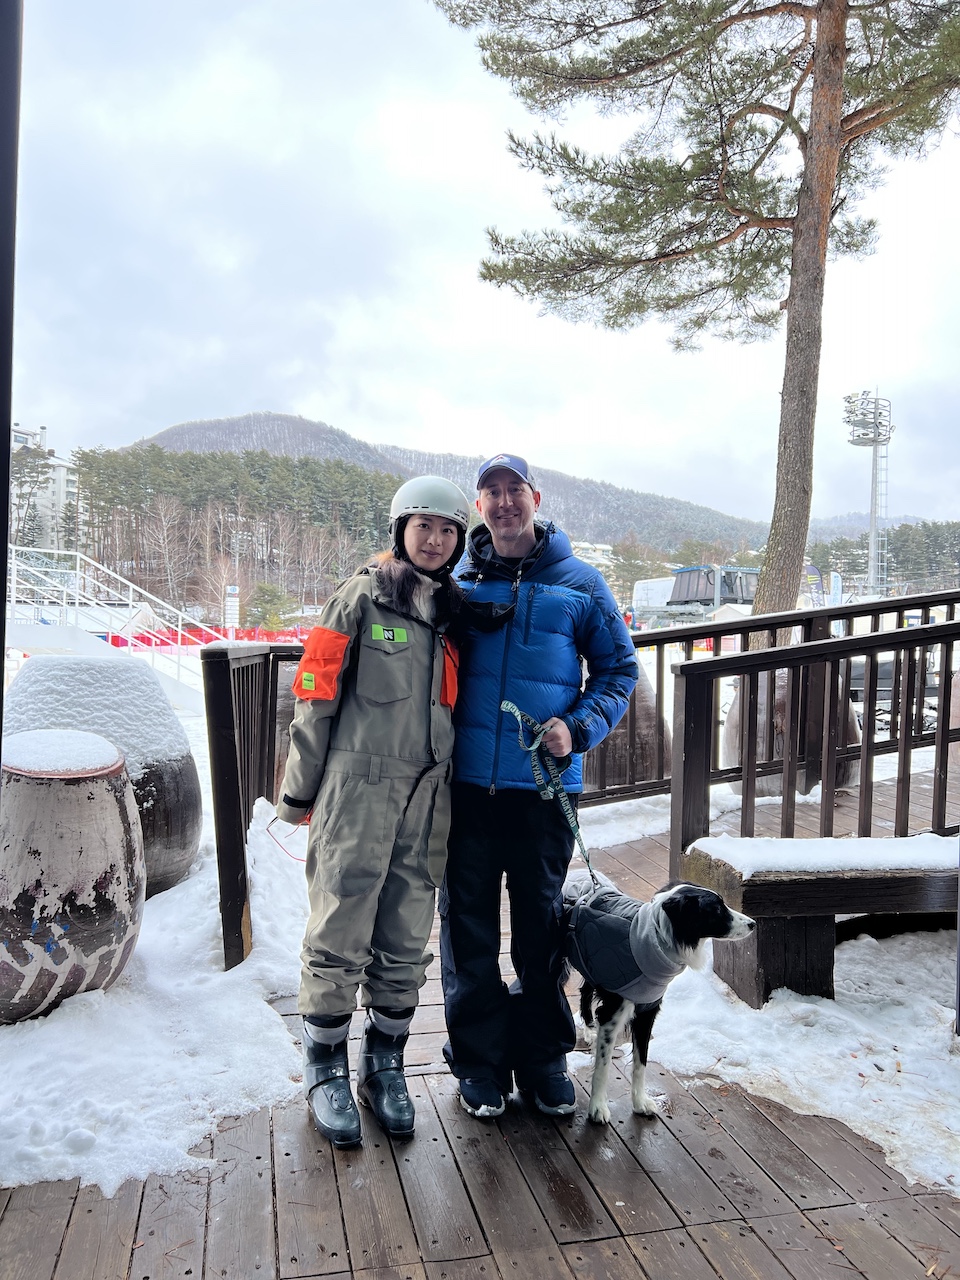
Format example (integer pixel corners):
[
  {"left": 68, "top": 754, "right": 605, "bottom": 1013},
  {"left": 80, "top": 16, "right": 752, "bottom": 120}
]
[{"left": 369, "top": 554, "right": 461, "bottom": 628}]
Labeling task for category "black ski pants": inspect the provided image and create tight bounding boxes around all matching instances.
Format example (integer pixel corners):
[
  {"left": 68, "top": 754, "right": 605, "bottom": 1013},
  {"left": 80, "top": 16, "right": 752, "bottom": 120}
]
[{"left": 439, "top": 783, "right": 577, "bottom": 1092}]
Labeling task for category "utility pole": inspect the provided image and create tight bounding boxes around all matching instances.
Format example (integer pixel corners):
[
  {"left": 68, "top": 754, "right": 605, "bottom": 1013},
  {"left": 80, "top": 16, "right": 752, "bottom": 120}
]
[
  {"left": 1, "top": 2, "right": 25, "bottom": 739},
  {"left": 844, "top": 392, "right": 895, "bottom": 596}
]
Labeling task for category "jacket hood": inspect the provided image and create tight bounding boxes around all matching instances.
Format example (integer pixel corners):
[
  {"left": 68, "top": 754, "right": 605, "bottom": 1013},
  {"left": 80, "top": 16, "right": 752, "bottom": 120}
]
[
  {"left": 369, "top": 555, "right": 458, "bottom": 626},
  {"left": 459, "top": 520, "right": 571, "bottom": 582},
  {"left": 566, "top": 890, "right": 686, "bottom": 1007}
]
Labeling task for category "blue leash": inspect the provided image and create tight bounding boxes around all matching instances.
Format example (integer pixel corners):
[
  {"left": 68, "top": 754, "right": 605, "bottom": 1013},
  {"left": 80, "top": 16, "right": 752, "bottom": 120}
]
[{"left": 500, "top": 699, "right": 601, "bottom": 889}]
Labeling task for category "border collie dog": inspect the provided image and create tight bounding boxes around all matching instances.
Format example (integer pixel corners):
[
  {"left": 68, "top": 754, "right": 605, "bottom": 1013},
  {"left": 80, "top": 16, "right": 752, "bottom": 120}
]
[{"left": 562, "top": 869, "right": 755, "bottom": 1124}]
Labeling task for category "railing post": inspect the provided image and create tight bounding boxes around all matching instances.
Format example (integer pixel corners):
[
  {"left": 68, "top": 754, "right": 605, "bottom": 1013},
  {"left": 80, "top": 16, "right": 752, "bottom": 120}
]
[
  {"left": 202, "top": 647, "right": 253, "bottom": 970},
  {"left": 857, "top": 651, "right": 880, "bottom": 837},
  {"left": 739, "top": 671, "right": 759, "bottom": 837},
  {"left": 819, "top": 658, "right": 841, "bottom": 836},
  {"left": 669, "top": 661, "right": 713, "bottom": 875},
  {"left": 802, "top": 614, "right": 832, "bottom": 794}
]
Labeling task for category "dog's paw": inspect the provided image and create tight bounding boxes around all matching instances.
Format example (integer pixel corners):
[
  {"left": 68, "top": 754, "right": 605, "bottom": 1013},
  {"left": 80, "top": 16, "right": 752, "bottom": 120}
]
[
  {"left": 587, "top": 1099, "right": 611, "bottom": 1125},
  {"left": 631, "top": 1091, "right": 660, "bottom": 1118}
]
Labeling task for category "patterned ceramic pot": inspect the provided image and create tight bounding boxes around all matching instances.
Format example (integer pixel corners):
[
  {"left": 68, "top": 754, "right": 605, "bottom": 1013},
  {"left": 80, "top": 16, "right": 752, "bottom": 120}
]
[{"left": 0, "top": 730, "right": 146, "bottom": 1024}]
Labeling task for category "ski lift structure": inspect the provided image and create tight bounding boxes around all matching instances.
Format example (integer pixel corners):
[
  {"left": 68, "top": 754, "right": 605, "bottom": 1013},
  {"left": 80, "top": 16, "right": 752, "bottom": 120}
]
[{"left": 637, "top": 564, "right": 760, "bottom": 629}]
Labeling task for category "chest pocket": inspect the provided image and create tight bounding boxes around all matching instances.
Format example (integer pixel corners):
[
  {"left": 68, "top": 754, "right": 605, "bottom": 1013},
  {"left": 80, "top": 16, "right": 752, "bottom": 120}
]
[
  {"left": 357, "top": 633, "right": 413, "bottom": 705},
  {"left": 522, "top": 584, "right": 574, "bottom": 644}
]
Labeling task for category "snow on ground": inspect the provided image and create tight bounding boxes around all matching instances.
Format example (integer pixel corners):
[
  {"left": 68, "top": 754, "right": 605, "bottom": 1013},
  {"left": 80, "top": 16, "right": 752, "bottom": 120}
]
[
  {"left": 0, "top": 703, "right": 957, "bottom": 1197},
  {"left": 569, "top": 924, "right": 959, "bottom": 1194}
]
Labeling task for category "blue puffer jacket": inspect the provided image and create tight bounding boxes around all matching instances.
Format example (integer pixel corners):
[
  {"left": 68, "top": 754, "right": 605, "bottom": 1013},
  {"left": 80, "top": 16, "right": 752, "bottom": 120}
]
[{"left": 452, "top": 522, "right": 638, "bottom": 792}]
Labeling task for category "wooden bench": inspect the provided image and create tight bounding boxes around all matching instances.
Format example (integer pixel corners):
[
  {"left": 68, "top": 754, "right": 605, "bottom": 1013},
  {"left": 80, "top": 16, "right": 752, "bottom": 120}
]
[{"left": 680, "top": 835, "right": 958, "bottom": 1009}]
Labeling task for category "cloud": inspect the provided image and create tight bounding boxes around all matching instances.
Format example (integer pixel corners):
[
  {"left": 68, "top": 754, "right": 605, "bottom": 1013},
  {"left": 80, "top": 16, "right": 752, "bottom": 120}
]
[{"left": 11, "top": 1, "right": 960, "bottom": 524}]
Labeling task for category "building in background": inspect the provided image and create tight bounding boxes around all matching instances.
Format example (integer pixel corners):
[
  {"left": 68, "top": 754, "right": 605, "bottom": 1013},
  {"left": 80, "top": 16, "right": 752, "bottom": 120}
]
[
  {"left": 570, "top": 542, "right": 614, "bottom": 568},
  {"left": 9, "top": 424, "right": 79, "bottom": 548}
]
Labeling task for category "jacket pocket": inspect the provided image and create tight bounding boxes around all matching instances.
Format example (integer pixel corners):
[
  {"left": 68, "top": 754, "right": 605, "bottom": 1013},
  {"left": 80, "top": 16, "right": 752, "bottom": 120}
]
[
  {"left": 313, "top": 773, "right": 388, "bottom": 897},
  {"left": 416, "top": 775, "right": 451, "bottom": 890},
  {"left": 357, "top": 637, "right": 413, "bottom": 704}
]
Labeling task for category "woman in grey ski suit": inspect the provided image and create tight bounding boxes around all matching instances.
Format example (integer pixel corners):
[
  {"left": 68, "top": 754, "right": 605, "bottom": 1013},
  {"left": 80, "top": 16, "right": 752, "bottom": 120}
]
[{"left": 275, "top": 476, "right": 469, "bottom": 1148}]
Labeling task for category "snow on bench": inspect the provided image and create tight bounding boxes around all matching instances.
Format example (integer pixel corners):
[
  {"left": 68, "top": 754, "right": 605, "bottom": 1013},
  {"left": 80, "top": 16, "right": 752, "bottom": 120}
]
[{"left": 680, "top": 833, "right": 959, "bottom": 1008}]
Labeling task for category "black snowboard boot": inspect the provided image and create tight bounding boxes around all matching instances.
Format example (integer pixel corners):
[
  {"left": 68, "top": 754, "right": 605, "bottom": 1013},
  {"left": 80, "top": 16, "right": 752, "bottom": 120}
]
[
  {"left": 356, "top": 1015, "right": 415, "bottom": 1138},
  {"left": 302, "top": 1022, "right": 361, "bottom": 1149}
]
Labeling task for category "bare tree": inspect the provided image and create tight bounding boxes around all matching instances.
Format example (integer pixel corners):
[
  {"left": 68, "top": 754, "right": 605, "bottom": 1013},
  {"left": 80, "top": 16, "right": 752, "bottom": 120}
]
[
  {"left": 141, "top": 495, "right": 197, "bottom": 607},
  {"left": 300, "top": 524, "right": 335, "bottom": 608}
]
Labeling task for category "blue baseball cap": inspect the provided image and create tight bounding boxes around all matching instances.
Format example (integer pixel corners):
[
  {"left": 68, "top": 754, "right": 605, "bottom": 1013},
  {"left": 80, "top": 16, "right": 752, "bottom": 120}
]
[{"left": 476, "top": 453, "right": 537, "bottom": 490}]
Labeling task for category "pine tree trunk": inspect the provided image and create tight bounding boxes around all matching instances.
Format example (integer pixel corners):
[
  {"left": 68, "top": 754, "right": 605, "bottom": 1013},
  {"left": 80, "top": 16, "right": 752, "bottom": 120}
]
[{"left": 754, "top": 0, "right": 848, "bottom": 618}]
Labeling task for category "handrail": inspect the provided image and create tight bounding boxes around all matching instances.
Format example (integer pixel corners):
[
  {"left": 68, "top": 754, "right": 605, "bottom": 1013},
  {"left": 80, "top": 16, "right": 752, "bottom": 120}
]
[
  {"left": 8, "top": 545, "right": 226, "bottom": 634},
  {"left": 7, "top": 545, "right": 227, "bottom": 685},
  {"left": 669, "top": 617, "right": 960, "bottom": 870},
  {"left": 201, "top": 599, "right": 960, "bottom": 969},
  {"left": 637, "top": 586, "right": 960, "bottom": 648},
  {"left": 582, "top": 586, "right": 960, "bottom": 805}
]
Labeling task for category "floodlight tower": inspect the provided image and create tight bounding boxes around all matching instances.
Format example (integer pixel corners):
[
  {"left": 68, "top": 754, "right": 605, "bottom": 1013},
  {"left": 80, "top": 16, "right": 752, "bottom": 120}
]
[{"left": 844, "top": 391, "right": 895, "bottom": 596}]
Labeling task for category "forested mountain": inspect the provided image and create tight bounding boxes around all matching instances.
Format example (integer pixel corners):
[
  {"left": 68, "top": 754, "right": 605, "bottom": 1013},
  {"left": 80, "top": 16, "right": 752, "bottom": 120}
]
[
  {"left": 65, "top": 444, "right": 403, "bottom": 619},
  {"left": 27, "top": 413, "right": 950, "bottom": 623},
  {"left": 134, "top": 412, "right": 409, "bottom": 478},
  {"left": 376, "top": 445, "right": 771, "bottom": 549},
  {"left": 807, "top": 512, "right": 921, "bottom": 541},
  {"left": 134, "top": 413, "right": 769, "bottom": 551}
]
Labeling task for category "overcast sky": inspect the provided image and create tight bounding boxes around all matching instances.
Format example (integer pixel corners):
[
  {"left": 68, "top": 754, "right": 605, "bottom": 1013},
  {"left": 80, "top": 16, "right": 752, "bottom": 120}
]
[{"left": 11, "top": 1, "right": 960, "bottom": 523}]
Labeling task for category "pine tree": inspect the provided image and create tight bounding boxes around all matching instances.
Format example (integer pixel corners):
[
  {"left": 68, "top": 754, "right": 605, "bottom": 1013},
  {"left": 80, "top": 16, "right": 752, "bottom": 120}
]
[
  {"left": 435, "top": 0, "right": 960, "bottom": 611},
  {"left": 9, "top": 446, "right": 52, "bottom": 545}
]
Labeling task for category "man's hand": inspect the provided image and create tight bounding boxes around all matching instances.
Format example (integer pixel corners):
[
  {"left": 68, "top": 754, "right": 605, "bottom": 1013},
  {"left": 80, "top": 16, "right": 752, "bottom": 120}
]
[{"left": 541, "top": 718, "right": 573, "bottom": 758}]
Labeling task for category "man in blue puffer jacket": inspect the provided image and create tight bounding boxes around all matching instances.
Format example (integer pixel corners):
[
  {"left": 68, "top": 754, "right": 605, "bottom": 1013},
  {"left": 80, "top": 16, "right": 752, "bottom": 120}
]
[{"left": 440, "top": 453, "right": 639, "bottom": 1119}]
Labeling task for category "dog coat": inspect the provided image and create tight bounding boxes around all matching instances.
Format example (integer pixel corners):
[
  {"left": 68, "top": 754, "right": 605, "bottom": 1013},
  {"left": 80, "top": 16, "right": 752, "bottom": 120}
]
[{"left": 565, "top": 888, "right": 685, "bottom": 1009}]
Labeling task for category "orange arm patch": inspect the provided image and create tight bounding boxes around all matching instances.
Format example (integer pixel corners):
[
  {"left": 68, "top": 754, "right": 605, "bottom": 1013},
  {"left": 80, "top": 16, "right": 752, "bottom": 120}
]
[
  {"left": 440, "top": 636, "right": 459, "bottom": 709},
  {"left": 293, "top": 626, "right": 351, "bottom": 700}
]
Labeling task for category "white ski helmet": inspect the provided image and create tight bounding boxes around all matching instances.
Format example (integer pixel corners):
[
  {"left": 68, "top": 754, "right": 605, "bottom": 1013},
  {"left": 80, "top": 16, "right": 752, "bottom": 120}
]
[
  {"left": 389, "top": 475, "right": 470, "bottom": 570},
  {"left": 389, "top": 476, "right": 470, "bottom": 534}
]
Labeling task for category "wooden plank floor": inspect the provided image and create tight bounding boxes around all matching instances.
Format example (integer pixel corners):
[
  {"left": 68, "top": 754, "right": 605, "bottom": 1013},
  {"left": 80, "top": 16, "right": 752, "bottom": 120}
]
[{"left": 2, "top": 777, "right": 958, "bottom": 1280}]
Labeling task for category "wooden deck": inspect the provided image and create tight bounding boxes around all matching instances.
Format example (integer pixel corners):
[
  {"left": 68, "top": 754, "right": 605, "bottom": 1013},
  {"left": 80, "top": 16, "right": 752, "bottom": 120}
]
[{"left": 2, "top": 780, "right": 958, "bottom": 1280}]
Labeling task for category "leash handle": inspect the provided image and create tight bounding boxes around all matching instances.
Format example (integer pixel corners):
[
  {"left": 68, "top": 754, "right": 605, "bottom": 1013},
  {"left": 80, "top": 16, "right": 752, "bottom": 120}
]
[{"left": 500, "top": 699, "right": 601, "bottom": 890}]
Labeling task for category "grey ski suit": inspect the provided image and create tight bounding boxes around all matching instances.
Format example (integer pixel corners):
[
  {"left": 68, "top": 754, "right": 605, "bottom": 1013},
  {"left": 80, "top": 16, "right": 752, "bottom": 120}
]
[{"left": 277, "top": 556, "right": 459, "bottom": 1018}]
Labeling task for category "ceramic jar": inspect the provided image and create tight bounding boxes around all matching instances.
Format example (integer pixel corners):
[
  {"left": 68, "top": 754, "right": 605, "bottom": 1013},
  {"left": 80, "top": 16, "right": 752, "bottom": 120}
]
[{"left": 0, "top": 729, "right": 146, "bottom": 1024}]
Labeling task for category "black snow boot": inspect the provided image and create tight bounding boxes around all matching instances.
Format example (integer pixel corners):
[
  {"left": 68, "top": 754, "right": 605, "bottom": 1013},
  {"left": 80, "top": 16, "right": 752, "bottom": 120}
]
[
  {"left": 356, "top": 1016, "right": 415, "bottom": 1138},
  {"left": 302, "top": 1023, "right": 361, "bottom": 1149}
]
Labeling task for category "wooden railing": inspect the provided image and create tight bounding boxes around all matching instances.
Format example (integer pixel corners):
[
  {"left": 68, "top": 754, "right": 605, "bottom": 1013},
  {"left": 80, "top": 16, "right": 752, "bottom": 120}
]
[
  {"left": 201, "top": 642, "right": 301, "bottom": 969},
  {"left": 582, "top": 587, "right": 960, "bottom": 804},
  {"left": 201, "top": 589, "right": 960, "bottom": 968},
  {"left": 668, "top": 617, "right": 960, "bottom": 871}
]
